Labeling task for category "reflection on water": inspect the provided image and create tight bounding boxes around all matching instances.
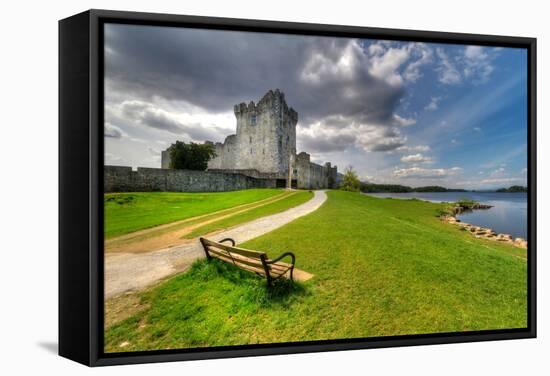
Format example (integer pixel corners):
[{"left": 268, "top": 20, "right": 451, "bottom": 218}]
[{"left": 365, "top": 192, "right": 527, "bottom": 239}]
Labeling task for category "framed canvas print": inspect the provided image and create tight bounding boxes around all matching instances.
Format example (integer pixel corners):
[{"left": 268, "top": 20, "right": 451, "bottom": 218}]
[{"left": 59, "top": 9, "right": 536, "bottom": 366}]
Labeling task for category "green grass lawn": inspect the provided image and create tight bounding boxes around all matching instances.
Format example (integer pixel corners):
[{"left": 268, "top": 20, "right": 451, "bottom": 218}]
[
  {"left": 104, "top": 189, "right": 284, "bottom": 239},
  {"left": 105, "top": 191, "right": 527, "bottom": 352}
]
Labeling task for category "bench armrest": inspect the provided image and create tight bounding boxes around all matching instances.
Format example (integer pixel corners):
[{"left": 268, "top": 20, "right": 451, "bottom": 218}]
[
  {"left": 266, "top": 252, "right": 295, "bottom": 267},
  {"left": 218, "top": 237, "right": 236, "bottom": 246}
]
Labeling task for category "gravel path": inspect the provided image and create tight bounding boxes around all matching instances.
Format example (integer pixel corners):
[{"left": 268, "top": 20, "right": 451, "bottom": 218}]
[{"left": 105, "top": 190, "right": 327, "bottom": 299}]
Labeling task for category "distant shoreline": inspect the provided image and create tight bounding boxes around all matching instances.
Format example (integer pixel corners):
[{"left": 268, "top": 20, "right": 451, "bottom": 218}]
[
  {"left": 359, "top": 183, "right": 527, "bottom": 194},
  {"left": 363, "top": 191, "right": 527, "bottom": 239}
]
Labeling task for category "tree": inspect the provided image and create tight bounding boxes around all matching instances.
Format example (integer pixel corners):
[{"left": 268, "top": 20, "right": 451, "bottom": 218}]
[
  {"left": 168, "top": 141, "right": 217, "bottom": 170},
  {"left": 340, "top": 165, "right": 361, "bottom": 192}
]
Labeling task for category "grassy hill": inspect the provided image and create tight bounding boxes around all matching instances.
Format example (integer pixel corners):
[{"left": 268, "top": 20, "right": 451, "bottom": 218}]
[{"left": 105, "top": 190, "right": 527, "bottom": 352}]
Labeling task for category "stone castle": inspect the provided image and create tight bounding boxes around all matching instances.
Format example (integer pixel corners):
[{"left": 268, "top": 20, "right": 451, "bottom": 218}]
[{"left": 161, "top": 89, "right": 338, "bottom": 189}]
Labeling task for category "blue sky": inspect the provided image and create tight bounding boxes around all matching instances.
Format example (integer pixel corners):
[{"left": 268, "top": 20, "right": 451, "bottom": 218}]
[
  {"left": 104, "top": 24, "right": 528, "bottom": 190},
  {"left": 353, "top": 42, "right": 528, "bottom": 189}
]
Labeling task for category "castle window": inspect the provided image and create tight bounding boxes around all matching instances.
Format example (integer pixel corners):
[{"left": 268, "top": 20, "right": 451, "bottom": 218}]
[
  {"left": 250, "top": 148, "right": 253, "bottom": 155},
  {"left": 250, "top": 114, "right": 257, "bottom": 125},
  {"left": 250, "top": 136, "right": 252, "bottom": 144}
]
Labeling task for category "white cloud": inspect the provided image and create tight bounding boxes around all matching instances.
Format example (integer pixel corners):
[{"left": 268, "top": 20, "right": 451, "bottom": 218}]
[
  {"left": 424, "top": 97, "right": 441, "bottom": 111},
  {"left": 392, "top": 114, "right": 416, "bottom": 127},
  {"left": 521, "top": 168, "right": 528, "bottom": 174},
  {"left": 463, "top": 46, "right": 495, "bottom": 83},
  {"left": 396, "top": 145, "right": 431, "bottom": 153},
  {"left": 436, "top": 48, "right": 461, "bottom": 85},
  {"left": 403, "top": 43, "right": 433, "bottom": 82},
  {"left": 473, "top": 127, "right": 481, "bottom": 132},
  {"left": 104, "top": 123, "right": 125, "bottom": 138},
  {"left": 393, "top": 166, "right": 462, "bottom": 179},
  {"left": 434, "top": 46, "right": 497, "bottom": 86},
  {"left": 356, "top": 126, "right": 407, "bottom": 152},
  {"left": 367, "top": 42, "right": 433, "bottom": 87},
  {"left": 300, "top": 41, "right": 362, "bottom": 85},
  {"left": 400, "top": 153, "right": 433, "bottom": 164},
  {"left": 298, "top": 120, "right": 408, "bottom": 153},
  {"left": 368, "top": 44, "right": 411, "bottom": 86}
]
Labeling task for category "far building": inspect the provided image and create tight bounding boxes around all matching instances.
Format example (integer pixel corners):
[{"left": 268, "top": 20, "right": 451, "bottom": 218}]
[{"left": 161, "top": 89, "right": 338, "bottom": 189}]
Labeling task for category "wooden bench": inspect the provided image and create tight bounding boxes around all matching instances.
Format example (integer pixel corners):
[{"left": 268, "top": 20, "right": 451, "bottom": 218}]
[{"left": 199, "top": 237, "right": 296, "bottom": 286}]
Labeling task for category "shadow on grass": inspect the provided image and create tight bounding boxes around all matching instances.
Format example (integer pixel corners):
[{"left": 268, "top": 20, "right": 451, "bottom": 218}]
[{"left": 188, "top": 258, "right": 309, "bottom": 308}]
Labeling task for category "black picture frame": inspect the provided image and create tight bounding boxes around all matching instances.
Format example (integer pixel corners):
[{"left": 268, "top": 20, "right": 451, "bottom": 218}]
[{"left": 59, "top": 9, "right": 537, "bottom": 367}]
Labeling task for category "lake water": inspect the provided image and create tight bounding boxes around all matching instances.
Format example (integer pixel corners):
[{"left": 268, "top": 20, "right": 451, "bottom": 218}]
[{"left": 364, "top": 191, "right": 528, "bottom": 239}]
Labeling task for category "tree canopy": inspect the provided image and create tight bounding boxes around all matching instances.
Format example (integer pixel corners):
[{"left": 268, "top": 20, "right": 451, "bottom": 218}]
[
  {"left": 340, "top": 166, "right": 361, "bottom": 192},
  {"left": 168, "top": 141, "right": 217, "bottom": 171}
]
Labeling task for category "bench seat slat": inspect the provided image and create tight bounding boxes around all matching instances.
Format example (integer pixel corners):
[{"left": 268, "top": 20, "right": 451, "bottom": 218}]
[
  {"left": 207, "top": 247, "right": 265, "bottom": 270},
  {"left": 210, "top": 252, "right": 268, "bottom": 276},
  {"left": 209, "top": 248, "right": 291, "bottom": 278},
  {"left": 202, "top": 238, "right": 266, "bottom": 259}
]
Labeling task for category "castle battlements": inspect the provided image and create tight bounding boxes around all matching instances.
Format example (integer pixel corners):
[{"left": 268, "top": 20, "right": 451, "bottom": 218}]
[{"left": 161, "top": 89, "right": 337, "bottom": 189}]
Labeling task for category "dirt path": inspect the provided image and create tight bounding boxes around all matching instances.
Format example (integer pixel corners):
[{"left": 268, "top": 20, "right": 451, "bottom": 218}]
[
  {"left": 105, "top": 190, "right": 327, "bottom": 299},
  {"left": 106, "top": 191, "right": 296, "bottom": 253}
]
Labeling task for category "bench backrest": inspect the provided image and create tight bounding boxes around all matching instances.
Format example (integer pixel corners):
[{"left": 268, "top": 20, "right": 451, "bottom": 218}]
[{"left": 200, "top": 238, "right": 269, "bottom": 274}]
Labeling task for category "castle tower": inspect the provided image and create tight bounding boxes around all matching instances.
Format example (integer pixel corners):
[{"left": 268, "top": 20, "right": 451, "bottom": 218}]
[{"left": 232, "top": 89, "right": 297, "bottom": 175}]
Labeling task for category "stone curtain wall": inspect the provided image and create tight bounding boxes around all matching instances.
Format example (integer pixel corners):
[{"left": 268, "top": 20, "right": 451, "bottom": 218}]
[
  {"left": 295, "top": 152, "right": 337, "bottom": 189},
  {"left": 104, "top": 166, "right": 277, "bottom": 193}
]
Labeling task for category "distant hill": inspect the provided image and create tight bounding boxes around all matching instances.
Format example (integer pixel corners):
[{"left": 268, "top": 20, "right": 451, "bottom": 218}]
[
  {"left": 496, "top": 185, "right": 528, "bottom": 193},
  {"left": 360, "top": 183, "right": 467, "bottom": 193},
  {"left": 414, "top": 186, "right": 467, "bottom": 192},
  {"left": 360, "top": 183, "right": 412, "bottom": 193}
]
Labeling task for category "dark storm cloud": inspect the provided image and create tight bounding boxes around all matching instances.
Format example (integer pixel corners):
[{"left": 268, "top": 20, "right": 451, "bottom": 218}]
[
  {"left": 116, "top": 100, "right": 229, "bottom": 141},
  {"left": 104, "top": 24, "right": 434, "bottom": 154},
  {"left": 369, "top": 140, "right": 406, "bottom": 152},
  {"left": 105, "top": 24, "right": 404, "bottom": 126},
  {"left": 299, "top": 132, "right": 356, "bottom": 153},
  {"left": 140, "top": 109, "right": 183, "bottom": 134}
]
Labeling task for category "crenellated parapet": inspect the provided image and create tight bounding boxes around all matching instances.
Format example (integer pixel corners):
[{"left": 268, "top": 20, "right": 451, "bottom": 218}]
[
  {"left": 234, "top": 89, "right": 298, "bottom": 128},
  {"left": 160, "top": 89, "right": 337, "bottom": 189}
]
